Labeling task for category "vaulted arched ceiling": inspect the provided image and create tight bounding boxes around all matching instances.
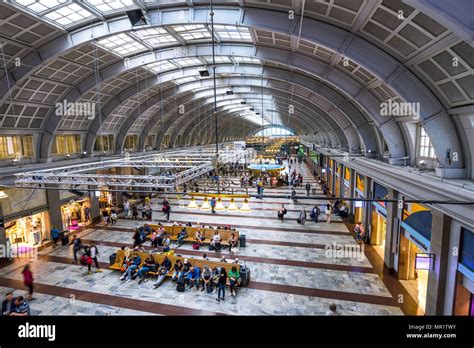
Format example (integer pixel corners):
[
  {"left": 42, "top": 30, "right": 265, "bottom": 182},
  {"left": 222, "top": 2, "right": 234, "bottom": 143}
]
[{"left": 0, "top": 0, "right": 472, "bottom": 178}]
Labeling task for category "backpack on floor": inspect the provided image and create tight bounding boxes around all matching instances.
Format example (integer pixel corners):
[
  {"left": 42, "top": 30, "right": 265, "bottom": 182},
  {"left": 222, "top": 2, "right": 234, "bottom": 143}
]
[
  {"left": 192, "top": 242, "right": 200, "bottom": 250},
  {"left": 176, "top": 278, "right": 186, "bottom": 292}
]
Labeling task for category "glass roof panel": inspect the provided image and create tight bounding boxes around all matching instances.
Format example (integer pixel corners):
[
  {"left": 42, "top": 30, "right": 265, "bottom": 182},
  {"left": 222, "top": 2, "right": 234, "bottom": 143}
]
[
  {"left": 213, "top": 25, "right": 252, "bottom": 41},
  {"left": 171, "top": 24, "right": 211, "bottom": 41},
  {"left": 171, "top": 57, "right": 203, "bottom": 68},
  {"left": 95, "top": 33, "right": 147, "bottom": 57},
  {"left": 146, "top": 60, "right": 177, "bottom": 73},
  {"left": 13, "top": 0, "right": 67, "bottom": 13},
  {"left": 44, "top": 3, "right": 95, "bottom": 27},
  {"left": 86, "top": 0, "right": 136, "bottom": 14},
  {"left": 233, "top": 56, "right": 262, "bottom": 64},
  {"left": 174, "top": 76, "right": 197, "bottom": 84},
  {"left": 131, "top": 27, "right": 178, "bottom": 47},
  {"left": 203, "top": 56, "right": 232, "bottom": 64}
]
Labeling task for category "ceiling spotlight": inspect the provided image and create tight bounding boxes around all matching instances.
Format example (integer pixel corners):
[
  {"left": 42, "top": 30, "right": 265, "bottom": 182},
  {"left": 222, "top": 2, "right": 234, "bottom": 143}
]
[
  {"left": 241, "top": 101, "right": 246, "bottom": 105},
  {"left": 249, "top": 107, "right": 254, "bottom": 111},
  {"left": 126, "top": 9, "right": 148, "bottom": 27},
  {"left": 199, "top": 69, "right": 210, "bottom": 77},
  {"left": 226, "top": 90, "right": 234, "bottom": 95},
  {"left": 255, "top": 112, "right": 259, "bottom": 115}
]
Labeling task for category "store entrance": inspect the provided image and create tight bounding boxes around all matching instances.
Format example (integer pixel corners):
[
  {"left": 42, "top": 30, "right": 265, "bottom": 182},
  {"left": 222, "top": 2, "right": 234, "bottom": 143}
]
[
  {"left": 370, "top": 206, "right": 387, "bottom": 260},
  {"left": 398, "top": 234, "right": 429, "bottom": 313},
  {"left": 5, "top": 211, "right": 50, "bottom": 256}
]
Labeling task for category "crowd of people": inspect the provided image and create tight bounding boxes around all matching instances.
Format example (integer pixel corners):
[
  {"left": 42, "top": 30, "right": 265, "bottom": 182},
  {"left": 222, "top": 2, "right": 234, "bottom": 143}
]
[{"left": 117, "top": 251, "right": 241, "bottom": 301}]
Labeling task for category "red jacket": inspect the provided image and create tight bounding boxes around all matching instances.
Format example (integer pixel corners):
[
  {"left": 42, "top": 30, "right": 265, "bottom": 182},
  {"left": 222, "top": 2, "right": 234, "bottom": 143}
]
[{"left": 22, "top": 269, "right": 33, "bottom": 286}]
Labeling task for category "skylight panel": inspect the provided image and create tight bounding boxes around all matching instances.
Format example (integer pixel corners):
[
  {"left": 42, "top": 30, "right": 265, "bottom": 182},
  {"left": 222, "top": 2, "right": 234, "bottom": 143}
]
[
  {"left": 233, "top": 56, "right": 261, "bottom": 65},
  {"left": 95, "top": 33, "right": 147, "bottom": 57},
  {"left": 172, "top": 57, "right": 203, "bottom": 68},
  {"left": 172, "top": 24, "right": 211, "bottom": 41},
  {"left": 132, "top": 28, "right": 178, "bottom": 47},
  {"left": 146, "top": 60, "right": 177, "bottom": 73},
  {"left": 13, "top": 0, "right": 66, "bottom": 13},
  {"left": 203, "top": 56, "right": 232, "bottom": 64},
  {"left": 174, "top": 76, "right": 196, "bottom": 84},
  {"left": 86, "top": 0, "right": 135, "bottom": 13},
  {"left": 44, "top": 3, "right": 95, "bottom": 27},
  {"left": 214, "top": 25, "right": 252, "bottom": 41}
]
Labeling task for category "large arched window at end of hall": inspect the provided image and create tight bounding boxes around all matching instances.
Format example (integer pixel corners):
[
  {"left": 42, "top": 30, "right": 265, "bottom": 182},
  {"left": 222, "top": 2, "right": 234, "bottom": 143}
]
[
  {"left": 254, "top": 127, "right": 294, "bottom": 137},
  {"left": 418, "top": 126, "right": 437, "bottom": 159}
]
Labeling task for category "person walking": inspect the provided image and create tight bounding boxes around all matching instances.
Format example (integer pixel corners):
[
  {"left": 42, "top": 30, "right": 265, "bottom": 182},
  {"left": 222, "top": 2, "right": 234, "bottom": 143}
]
[
  {"left": 70, "top": 235, "right": 82, "bottom": 264},
  {"left": 216, "top": 267, "right": 227, "bottom": 302},
  {"left": 291, "top": 188, "right": 297, "bottom": 203},
  {"left": 89, "top": 242, "right": 102, "bottom": 273},
  {"left": 123, "top": 200, "right": 130, "bottom": 219},
  {"left": 50, "top": 226, "right": 60, "bottom": 248},
  {"left": 325, "top": 204, "right": 332, "bottom": 223},
  {"left": 163, "top": 202, "right": 171, "bottom": 221},
  {"left": 22, "top": 264, "right": 34, "bottom": 301},
  {"left": 299, "top": 209, "right": 307, "bottom": 225},
  {"left": 277, "top": 204, "right": 287, "bottom": 222},
  {"left": 305, "top": 182, "right": 311, "bottom": 196},
  {"left": 210, "top": 197, "right": 216, "bottom": 214}
]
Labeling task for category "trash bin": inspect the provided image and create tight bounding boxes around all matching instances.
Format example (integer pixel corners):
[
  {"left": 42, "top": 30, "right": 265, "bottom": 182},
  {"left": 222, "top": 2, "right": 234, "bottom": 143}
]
[{"left": 239, "top": 234, "right": 246, "bottom": 248}]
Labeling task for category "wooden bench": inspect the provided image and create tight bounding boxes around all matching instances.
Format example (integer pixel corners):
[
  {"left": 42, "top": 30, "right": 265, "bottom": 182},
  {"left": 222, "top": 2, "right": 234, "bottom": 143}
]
[
  {"left": 110, "top": 249, "right": 243, "bottom": 287},
  {"left": 148, "top": 224, "right": 239, "bottom": 247}
]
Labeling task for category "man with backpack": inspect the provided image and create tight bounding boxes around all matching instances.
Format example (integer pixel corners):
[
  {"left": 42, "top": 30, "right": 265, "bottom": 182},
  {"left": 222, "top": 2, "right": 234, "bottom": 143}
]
[
  {"left": 305, "top": 182, "right": 311, "bottom": 196},
  {"left": 70, "top": 235, "right": 83, "bottom": 264}
]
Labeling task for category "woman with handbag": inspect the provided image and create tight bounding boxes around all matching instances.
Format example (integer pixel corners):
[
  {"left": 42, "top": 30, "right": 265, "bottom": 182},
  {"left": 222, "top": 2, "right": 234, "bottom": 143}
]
[{"left": 228, "top": 266, "right": 240, "bottom": 297}]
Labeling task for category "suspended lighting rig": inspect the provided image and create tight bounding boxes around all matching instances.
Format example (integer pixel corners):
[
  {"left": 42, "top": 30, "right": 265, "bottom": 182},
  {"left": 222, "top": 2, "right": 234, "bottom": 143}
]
[{"left": 14, "top": 144, "right": 252, "bottom": 191}]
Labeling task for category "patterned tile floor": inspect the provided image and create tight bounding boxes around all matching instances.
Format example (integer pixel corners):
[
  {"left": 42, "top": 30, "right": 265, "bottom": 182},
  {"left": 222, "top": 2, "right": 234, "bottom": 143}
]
[{"left": 0, "top": 162, "right": 404, "bottom": 315}]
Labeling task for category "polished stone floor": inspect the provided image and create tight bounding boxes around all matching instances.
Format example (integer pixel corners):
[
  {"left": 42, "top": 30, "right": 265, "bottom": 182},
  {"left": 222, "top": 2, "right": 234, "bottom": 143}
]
[{"left": 0, "top": 162, "right": 405, "bottom": 315}]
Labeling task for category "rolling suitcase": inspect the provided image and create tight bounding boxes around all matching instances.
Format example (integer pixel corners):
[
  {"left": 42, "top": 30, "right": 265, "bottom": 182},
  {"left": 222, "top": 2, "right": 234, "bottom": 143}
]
[
  {"left": 239, "top": 264, "right": 250, "bottom": 287},
  {"left": 61, "top": 233, "right": 69, "bottom": 246},
  {"left": 109, "top": 253, "right": 117, "bottom": 266},
  {"left": 239, "top": 234, "right": 246, "bottom": 248}
]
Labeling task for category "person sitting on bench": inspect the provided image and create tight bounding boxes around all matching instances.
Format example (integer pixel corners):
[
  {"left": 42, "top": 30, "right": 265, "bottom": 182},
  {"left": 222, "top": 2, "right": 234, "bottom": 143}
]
[
  {"left": 153, "top": 256, "right": 172, "bottom": 289},
  {"left": 137, "top": 254, "right": 156, "bottom": 284},
  {"left": 228, "top": 266, "right": 240, "bottom": 297},
  {"left": 228, "top": 233, "right": 238, "bottom": 253},
  {"left": 186, "top": 266, "right": 201, "bottom": 289},
  {"left": 171, "top": 259, "right": 183, "bottom": 282},
  {"left": 201, "top": 266, "right": 213, "bottom": 293},
  {"left": 120, "top": 255, "right": 141, "bottom": 282},
  {"left": 181, "top": 259, "right": 192, "bottom": 279},
  {"left": 162, "top": 234, "right": 171, "bottom": 252},
  {"left": 195, "top": 230, "right": 205, "bottom": 246},
  {"left": 176, "top": 227, "right": 188, "bottom": 247},
  {"left": 210, "top": 231, "right": 222, "bottom": 252}
]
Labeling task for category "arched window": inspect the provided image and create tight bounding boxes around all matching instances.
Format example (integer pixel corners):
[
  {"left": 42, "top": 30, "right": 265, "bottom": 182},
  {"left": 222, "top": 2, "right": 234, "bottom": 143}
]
[
  {"left": 418, "top": 126, "right": 436, "bottom": 159},
  {"left": 255, "top": 127, "right": 293, "bottom": 137}
]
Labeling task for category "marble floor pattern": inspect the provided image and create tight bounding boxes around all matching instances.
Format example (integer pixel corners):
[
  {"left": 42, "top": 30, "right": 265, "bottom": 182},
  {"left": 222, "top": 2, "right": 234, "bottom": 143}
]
[{"left": 0, "top": 162, "right": 404, "bottom": 315}]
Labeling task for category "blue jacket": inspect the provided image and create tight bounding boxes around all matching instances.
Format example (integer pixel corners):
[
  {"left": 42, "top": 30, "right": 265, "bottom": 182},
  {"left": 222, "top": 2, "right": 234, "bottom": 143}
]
[
  {"left": 51, "top": 228, "right": 60, "bottom": 239},
  {"left": 132, "top": 256, "right": 141, "bottom": 266}
]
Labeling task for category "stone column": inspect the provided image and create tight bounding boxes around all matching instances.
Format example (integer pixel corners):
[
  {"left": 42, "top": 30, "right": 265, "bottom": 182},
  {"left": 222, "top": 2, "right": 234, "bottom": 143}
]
[
  {"left": 331, "top": 160, "right": 337, "bottom": 195},
  {"left": 46, "top": 187, "right": 64, "bottom": 230},
  {"left": 362, "top": 176, "right": 372, "bottom": 234},
  {"left": 425, "top": 210, "right": 452, "bottom": 315},
  {"left": 339, "top": 164, "right": 345, "bottom": 198},
  {"left": 0, "top": 199, "right": 6, "bottom": 257},
  {"left": 89, "top": 188, "right": 101, "bottom": 224},
  {"left": 384, "top": 188, "right": 399, "bottom": 272},
  {"left": 348, "top": 168, "right": 356, "bottom": 218}
]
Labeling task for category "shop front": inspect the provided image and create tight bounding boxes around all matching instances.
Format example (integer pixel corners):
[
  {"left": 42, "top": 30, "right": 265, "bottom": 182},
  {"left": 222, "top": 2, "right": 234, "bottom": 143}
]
[
  {"left": 4, "top": 210, "right": 50, "bottom": 256},
  {"left": 398, "top": 209, "right": 432, "bottom": 313},
  {"left": 370, "top": 182, "right": 388, "bottom": 257},
  {"left": 354, "top": 174, "right": 365, "bottom": 223},
  {"left": 453, "top": 227, "right": 474, "bottom": 315},
  {"left": 60, "top": 197, "right": 91, "bottom": 231}
]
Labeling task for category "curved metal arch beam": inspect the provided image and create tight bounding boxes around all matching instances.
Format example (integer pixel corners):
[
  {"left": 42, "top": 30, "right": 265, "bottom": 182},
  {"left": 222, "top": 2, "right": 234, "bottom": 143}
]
[
  {"left": 2, "top": 7, "right": 461, "bottom": 170},
  {"left": 157, "top": 89, "right": 339, "bottom": 143},
  {"left": 172, "top": 93, "right": 332, "bottom": 147},
  {"left": 95, "top": 60, "right": 372, "bottom": 156},
  {"left": 150, "top": 83, "right": 347, "bottom": 152},
  {"left": 140, "top": 83, "right": 346, "bottom": 151},
  {"left": 83, "top": 68, "right": 360, "bottom": 155},
  {"left": 41, "top": 44, "right": 378, "bottom": 161},
  {"left": 175, "top": 103, "right": 318, "bottom": 149},
  {"left": 171, "top": 97, "right": 341, "bottom": 149}
]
